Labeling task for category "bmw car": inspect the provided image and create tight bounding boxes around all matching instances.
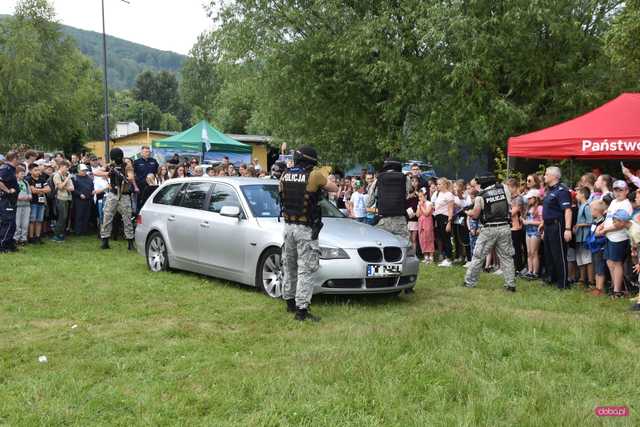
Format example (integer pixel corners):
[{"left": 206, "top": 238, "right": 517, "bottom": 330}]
[{"left": 135, "top": 177, "right": 420, "bottom": 297}]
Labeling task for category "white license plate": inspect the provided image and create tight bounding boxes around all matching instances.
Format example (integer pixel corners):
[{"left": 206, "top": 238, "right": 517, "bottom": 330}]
[{"left": 367, "top": 264, "right": 402, "bottom": 277}]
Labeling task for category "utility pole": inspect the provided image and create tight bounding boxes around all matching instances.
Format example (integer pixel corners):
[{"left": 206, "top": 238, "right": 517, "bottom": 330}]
[{"left": 101, "top": 0, "right": 130, "bottom": 161}]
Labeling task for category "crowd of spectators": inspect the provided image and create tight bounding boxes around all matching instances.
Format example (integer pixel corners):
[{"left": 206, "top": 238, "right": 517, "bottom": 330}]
[
  {"left": 328, "top": 162, "right": 640, "bottom": 305},
  {"left": 0, "top": 148, "right": 266, "bottom": 246},
  {"left": 3, "top": 148, "right": 640, "bottom": 306}
]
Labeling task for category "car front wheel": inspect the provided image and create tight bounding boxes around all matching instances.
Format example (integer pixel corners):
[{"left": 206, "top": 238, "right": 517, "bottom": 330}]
[
  {"left": 257, "top": 247, "right": 283, "bottom": 298},
  {"left": 146, "top": 232, "right": 169, "bottom": 272}
]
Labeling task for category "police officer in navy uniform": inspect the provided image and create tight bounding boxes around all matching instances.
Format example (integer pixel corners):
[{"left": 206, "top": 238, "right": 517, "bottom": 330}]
[
  {"left": 541, "top": 166, "right": 573, "bottom": 289},
  {"left": 133, "top": 146, "right": 159, "bottom": 206},
  {"left": 0, "top": 151, "right": 20, "bottom": 252}
]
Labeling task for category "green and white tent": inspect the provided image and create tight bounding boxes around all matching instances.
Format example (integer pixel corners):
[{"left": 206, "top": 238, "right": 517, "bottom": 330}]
[{"left": 152, "top": 120, "right": 251, "bottom": 163}]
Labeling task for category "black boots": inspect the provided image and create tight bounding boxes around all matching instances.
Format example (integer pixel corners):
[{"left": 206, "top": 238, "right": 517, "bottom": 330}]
[
  {"left": 294, "top": 307, "right": 321, "bottom": 322},
  {"left": 128, "top": 239, "right": 135, "bottom": 251},
  {"left": 285, "top": 299, "right": 296, "bottom": 313},
  {"left": 100, "top": 238, "right": 110, "bottom": 249}
]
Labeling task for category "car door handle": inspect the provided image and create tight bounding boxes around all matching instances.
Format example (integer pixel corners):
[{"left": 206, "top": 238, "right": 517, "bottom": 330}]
[
  {"left": 167, "top": 216, "right": 176, "bottom": 222},
  {"left": 200, "top": 221, "right": 210, "bottom": 228}
]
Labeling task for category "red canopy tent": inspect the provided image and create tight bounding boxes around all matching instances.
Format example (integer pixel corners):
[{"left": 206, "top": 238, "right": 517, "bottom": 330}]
[{"left": 507, "top": 93, "right": 640, "bottom": 160}]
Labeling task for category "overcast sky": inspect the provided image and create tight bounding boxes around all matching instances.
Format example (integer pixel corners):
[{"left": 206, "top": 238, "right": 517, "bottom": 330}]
[{"left": 0, "top": 0, "right": 214, "bottom": 55}]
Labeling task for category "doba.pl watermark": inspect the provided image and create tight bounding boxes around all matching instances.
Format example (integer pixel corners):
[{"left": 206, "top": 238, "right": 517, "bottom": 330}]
[{"left": 594, "top": 406, "right": 629, "bottom": 417}]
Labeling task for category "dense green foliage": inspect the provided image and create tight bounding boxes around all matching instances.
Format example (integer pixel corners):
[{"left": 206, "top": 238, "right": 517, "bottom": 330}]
[
  {"left": 1, "top": 236, "right": 639, "bottom": 425},
  {"left": 187, "top": 0, "right": 637, "bottom": 169},
  {"left": 132, "top": 70, "right": 189, "bottom": 128},
  {"left": 0, "top": 1, "right": 102, "bottom": 153}
]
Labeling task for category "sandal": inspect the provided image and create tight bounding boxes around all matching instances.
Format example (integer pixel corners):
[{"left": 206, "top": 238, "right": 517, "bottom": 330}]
[
  {"left": 610, "top": 291, "right": 626, "bottom": 299},
  {"left": 590, "top": 288, "right": 605, "bottom": 296}
]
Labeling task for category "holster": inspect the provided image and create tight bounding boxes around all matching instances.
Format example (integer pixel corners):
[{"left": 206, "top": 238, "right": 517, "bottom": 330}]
[{"left": 311, "top": 220, "right": 323, "bottom": 240}]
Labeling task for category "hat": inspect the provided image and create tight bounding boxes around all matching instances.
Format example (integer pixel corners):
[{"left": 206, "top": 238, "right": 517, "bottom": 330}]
[
  {"left": 525, "top": 189, "right": 541, "bottom": 200},
  {"left": 78, "top": 164, "right": 88, "bottom": 172},
  {"left": 613, "top": 209, "right": 631, "bottom": 222},
  {"left": 613, "top": 180, "right": 628, "bottom": 190},
  {"left": 35, "top": 159, "right": 47, "bottom": 166}
]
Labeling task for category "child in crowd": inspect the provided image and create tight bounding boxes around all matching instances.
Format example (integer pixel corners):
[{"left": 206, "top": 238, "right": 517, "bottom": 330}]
[
  {"left": 589, "top": 200, "right": 608, "bottom": 295},
  {"left": 599, "top": 181, "right": 633, "bottom": 298},
  {"left": 523, "top": 189, "right": 543, "bottom": 279},
  {"left": 574, "top": 187, "right": 594, "bottom": 288},
  {"left": 14, "top": 166, "right": 31, "bottom": 245},
  {"left": 52, "top": 160, "right": 74, "bottom": 242},
  {"left": 406, "top": 177, "right": 421, "bottom": 254},
  {"left": 466, "top": 189, "right": 480, "bottom": 259},
  {"left": 348, "top": 180, "right": 367, "bottom": 223},
  {"left": 27, "top": 164, "right": 49, "bottom": 244},
  {"left": 417, "top": 189, "right": 435, "bottom": 264}
]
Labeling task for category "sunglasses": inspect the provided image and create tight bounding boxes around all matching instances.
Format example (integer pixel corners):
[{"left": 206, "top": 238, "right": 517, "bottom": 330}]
[{"left": 613, "top": 188, "right": 625, "bottom": 191}]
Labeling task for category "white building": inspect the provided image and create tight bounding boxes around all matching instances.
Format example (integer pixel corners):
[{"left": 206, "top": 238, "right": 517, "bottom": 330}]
[{"left": 113, "top": 121, "right": 140, "bottom": 138}]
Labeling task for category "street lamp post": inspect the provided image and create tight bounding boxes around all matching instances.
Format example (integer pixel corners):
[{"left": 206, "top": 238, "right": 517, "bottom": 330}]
[
  {"left": 101, "top": 0, "right": 129, "bottom": 162},
  {"left": 101, "top": 0, "right": 109, "bottom": 161}
]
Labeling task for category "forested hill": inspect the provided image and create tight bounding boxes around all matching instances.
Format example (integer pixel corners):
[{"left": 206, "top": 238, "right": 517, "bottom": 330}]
[{"left": 0, "top": 14, "right": 186, "bottom": 89}]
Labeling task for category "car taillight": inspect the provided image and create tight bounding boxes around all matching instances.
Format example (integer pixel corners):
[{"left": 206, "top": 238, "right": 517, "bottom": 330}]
[{"left": 136, "top": 215, "right": 142, "bottom": 225}]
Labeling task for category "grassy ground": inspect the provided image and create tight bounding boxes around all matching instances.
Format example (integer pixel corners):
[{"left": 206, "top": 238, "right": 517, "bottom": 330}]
[{"left": 1, "top": 236, "right": 639, "bottom": 426}]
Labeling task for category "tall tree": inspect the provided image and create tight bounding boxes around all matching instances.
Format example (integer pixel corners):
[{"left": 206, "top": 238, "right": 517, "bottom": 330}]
[
  {"left": 0, "top": 0, "right": 102, "bottom": 152},
  {"left": 206, "top": 0, "right": 628, "bottom": 169}
]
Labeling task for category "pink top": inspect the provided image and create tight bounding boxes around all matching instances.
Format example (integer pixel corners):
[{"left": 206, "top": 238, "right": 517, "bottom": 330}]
[{"left": 433, "top": 191, "right": 454, "bottom": 216}]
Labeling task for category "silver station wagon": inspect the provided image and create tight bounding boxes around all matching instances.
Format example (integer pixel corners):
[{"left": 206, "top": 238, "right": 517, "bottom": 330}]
[{"left": 135, "top": 177, "right": 420, "bottom": 297}]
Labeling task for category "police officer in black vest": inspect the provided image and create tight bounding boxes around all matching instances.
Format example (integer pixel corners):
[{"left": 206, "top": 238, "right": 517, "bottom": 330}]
[
  {"left": 463, "top": 175, "right": 516, "bottom": 291},
  {"left": 0, "top": 151, "right": 19, "bottom": 253},
  {"left": 280, "top": 145, "right": 338, "bottom": 321},
  {"left": 368, "top": 159, "right": 410, "bottom": 241},
  {"left": 541, "top": 166, "right": 572, "bottom": 289}
]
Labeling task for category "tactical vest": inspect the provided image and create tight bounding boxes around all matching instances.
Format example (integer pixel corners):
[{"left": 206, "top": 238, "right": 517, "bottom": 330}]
[
  {"left": 479, "top": 184, "right": 510, "bottom": 224},
  {"left": 281, "top": 167, "right": 320, "bottom": 225},
  {"left": 377, "top": 171, "right": 406, "bottom": 217},
  {"left": 110, "top": 165, "right": 132, "bottom": 195}
]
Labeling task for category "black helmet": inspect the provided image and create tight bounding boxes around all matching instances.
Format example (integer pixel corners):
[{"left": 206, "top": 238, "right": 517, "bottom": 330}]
[
  {"left": 382, "top": 159, "right": 402, "bottom": 172},
  {"left": 110, "top": 147, "right": 124, "bottom": 164},
  {"left": 294, "top": 145, "right": 318, "bottom": 167}
]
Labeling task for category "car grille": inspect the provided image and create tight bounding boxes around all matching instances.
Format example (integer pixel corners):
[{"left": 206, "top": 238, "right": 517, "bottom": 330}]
[
  {"left": 358, "top": 247, "right": 383, "bottom": 263},
  {"left": 366, "top": 277, "right": 399, "bottom": 288},
  {"left": 322, "top": 279, "right": 363, "bottom": 289},
  {"left": 383, "top": 247, "right": 402, "bottom": 262}
]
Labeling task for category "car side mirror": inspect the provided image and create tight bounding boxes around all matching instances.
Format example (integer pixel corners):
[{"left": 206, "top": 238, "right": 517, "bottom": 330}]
[{"left": 220, "top": 205, "right": 241, "bottom": 218}]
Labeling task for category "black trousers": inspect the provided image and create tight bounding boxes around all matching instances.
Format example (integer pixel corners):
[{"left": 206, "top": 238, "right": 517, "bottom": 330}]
[
  {"left": 74, "top": 198, "right": 92, "bottom": 234},
  {"left": 435, "top": 214, "right": 453, "bottom": 259},
  {"left": 0, "top": 198, "right": 17, "bottom": 250},
  {"left": 543, "top": 221, "right": 568, "bottom": 289},
  {"left": 511, "top": 228, "right": 526, "bottom": 272},
  {"left": 454, "top": 222, "right": 471, "bottom": 261}
]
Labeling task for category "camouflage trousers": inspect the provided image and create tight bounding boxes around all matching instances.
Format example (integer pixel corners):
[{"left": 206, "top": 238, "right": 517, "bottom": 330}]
[
  {"left": 376, "top": 216, "right": 410, "bottom": 241},
  {"left": 100, "top": 193, "right": 134, "bottom": 239},
  {"left": 282, "top": 223, "right": 320, "bottom": 309},
  {"left": 464, "top": 224, "right": 515, "bottom": 288}
]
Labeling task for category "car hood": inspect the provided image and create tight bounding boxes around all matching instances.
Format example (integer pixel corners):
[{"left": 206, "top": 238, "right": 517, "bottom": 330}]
[{"left": 255, "top": 217, "right": 409, "bottom": 248}]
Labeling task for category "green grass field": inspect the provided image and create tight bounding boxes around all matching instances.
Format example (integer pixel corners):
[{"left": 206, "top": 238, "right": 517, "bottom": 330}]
[{"left": 1, "top": 236, "right": 639, "bottom": 426}]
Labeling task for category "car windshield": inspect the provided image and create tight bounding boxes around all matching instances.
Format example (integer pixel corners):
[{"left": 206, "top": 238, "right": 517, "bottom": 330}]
[{"left": 241, "top": 184, "right": 345, "bottom": 218}]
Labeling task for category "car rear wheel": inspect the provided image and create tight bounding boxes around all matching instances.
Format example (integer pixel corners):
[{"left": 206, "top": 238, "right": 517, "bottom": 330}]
[
  {"left": 257, "top": 247, "right": 283, "bottom": 298},
  {"left": 146, "top": 232, "right": 169, "bottom": 272}
]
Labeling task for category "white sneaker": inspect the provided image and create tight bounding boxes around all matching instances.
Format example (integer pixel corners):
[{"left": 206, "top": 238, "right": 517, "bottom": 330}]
[
  {"left": 493, "top": 269, "right": 503, "bottom": 275},
  {"left": 438, "top": 259, "right": 452, "bottom": 267},
  {"left": 463, "top": 261, "right": 472, "bottom": 268}
]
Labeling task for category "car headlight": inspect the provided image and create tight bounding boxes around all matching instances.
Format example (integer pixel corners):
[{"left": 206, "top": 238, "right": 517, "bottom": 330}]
[
  {"left": 319, "top": 247, "right": 350, "bottom": 260},
  {"left": 405, "top": 246, "right": 416, "bottom": 257}
]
